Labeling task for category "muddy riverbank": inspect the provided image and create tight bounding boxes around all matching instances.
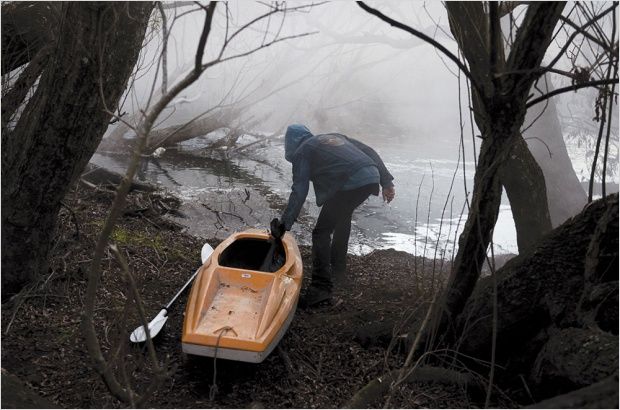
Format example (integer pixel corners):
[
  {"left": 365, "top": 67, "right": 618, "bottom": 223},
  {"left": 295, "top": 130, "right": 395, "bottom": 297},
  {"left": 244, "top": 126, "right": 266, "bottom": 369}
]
[{"left": 1, "top": 180, "right": 517, "bottom": 408}]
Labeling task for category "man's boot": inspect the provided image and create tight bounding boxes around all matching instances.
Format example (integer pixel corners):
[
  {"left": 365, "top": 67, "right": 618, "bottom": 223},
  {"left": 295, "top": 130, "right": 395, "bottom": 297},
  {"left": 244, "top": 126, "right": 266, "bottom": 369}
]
[{"left": 299, "top": 284, "right": 332, "bottom": 308}]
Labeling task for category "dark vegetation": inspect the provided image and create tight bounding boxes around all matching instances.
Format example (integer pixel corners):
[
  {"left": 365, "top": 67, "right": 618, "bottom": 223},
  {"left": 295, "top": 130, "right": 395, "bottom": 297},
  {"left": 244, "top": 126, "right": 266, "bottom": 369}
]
[
  {"left": 1, "top": 182, "right": 464, "bottom": 409},
  {"left": 2, "top": 182, "right": 617, "bottom": 408}
]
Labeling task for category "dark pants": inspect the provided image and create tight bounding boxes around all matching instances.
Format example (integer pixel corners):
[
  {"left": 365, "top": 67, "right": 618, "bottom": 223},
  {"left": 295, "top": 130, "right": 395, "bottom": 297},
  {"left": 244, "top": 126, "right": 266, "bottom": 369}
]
[{"left": 311, "top": 183, "right": 377, "bottom": 291}]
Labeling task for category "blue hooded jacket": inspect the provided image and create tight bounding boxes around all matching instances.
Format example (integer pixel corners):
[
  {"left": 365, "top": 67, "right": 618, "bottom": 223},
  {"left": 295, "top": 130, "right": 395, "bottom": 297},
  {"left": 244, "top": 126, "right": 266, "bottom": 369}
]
[
  {"left": 281, "top": 124, "right": 394, "bottom": 230},
  {"left": 284, "top": 124, "right": 313, "bottom": 162}
]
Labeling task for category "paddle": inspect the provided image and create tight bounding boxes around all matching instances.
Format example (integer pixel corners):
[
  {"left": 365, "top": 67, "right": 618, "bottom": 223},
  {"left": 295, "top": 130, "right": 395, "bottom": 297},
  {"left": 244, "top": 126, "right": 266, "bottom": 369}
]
[
  {"left": 259, "top": 218, "right": 285, "bottom": 272},
  {"left": 259, "top": 238, "right": 279, "bottom": 272},
  {"left": 129, "top": 242, "right": 214, "bottom": 343}
]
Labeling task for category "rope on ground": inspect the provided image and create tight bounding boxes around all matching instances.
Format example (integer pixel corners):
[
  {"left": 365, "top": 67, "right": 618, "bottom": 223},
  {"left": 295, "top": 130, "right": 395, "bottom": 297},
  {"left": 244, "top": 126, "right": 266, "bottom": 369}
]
[{"left": 210, "top": 326, "right": 236, "bottom": 402}]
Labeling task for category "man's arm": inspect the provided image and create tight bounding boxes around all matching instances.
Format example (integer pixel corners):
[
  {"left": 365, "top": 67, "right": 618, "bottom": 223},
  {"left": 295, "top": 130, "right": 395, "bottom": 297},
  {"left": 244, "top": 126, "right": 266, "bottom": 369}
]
[
  {"left": 346, "top": 137, "right": 394, "bottom": 188},
  {"left": 281, "top": 155, "right": 311, "bottom": 230}
]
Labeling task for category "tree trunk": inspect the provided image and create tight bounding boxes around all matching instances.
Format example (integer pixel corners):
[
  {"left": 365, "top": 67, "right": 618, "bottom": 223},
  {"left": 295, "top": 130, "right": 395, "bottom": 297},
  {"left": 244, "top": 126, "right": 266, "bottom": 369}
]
[
  {"left": 438, "top": 133, "right": 504, "bottom": 330},
  {"left": 433, "top": 2, "right": 565, "bottom": 339},
  {"left": 1, "top": 2, "right": 153, "bottom": 300},
  {"left": 100, "top": 116, "right": 230, "bottom": 152},
  {"left": 446, "top": 2, "right": 554, "bottom": 256},
  {"left": 500, "top": 14, "right": 587, "bottom": 229},
  {"left": 498, "top": 135, "right": 552, "bottom": 252},
  {"left": 1, "top": 44, "right": 51, "bottom": 130},
  {"left": 523, "top": 75, "right": 587, "bottom": 227},
  {"left": 1, "top": 2, "right": 60, "bottom": 74}
]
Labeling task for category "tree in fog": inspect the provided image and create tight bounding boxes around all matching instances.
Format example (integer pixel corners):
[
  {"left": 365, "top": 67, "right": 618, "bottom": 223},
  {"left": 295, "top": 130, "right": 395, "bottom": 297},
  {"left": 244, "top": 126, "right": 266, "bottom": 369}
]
[
  {"left": 360, "top": 0, "right": 618, "bottom": 332},
  {"left": 354, "top": 2, "right": 618, "bottom": 406},
  {"left": 1, "top": 2, "right": 153, "bottom": 300}
]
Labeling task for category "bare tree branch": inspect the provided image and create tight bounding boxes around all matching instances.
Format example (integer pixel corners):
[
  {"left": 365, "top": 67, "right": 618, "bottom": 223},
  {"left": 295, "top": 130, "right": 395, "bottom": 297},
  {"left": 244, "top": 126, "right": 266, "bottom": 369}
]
[
  {"left": 544, "top": 3, "right": 617, "bottom": 74},
  {"left": 526, "top": 78, "right": 619, "bottom": 108},
  {"left": 157, "top": 2, "right": 168, "bottom": 94},
  {"left": 83, "top": 3, "right": 217, "bottom": 405},
  {"left": 161, "top": 1, "right": 194, "bottom": 10},
  {"left": 498, "top": 1, "right": 528, "bottom": 18},
  {"left": 505, "top": 2, "right": 566, "bottom": 92},
  {"left": 203, "top": 31, "right": 318, "bottom": 70},
  {"left": 560, "top": 14, "right": 618, "bottom": 57},
  {"left": 356, "top": 1, "right": 478, "bottom": 93}
]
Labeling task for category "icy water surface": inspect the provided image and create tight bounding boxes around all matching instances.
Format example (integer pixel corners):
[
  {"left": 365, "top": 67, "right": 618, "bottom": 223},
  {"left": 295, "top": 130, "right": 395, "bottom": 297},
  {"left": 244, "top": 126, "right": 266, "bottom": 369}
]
[{"left": 92, "top": 133, "right": 554, "bottom": 259}]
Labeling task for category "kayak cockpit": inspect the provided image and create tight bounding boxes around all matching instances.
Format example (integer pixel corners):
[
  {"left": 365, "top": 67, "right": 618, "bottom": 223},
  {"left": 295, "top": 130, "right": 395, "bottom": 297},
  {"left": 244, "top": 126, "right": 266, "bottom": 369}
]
[{"left": 218, "top": 237, "right": 285, "bottom": 272}]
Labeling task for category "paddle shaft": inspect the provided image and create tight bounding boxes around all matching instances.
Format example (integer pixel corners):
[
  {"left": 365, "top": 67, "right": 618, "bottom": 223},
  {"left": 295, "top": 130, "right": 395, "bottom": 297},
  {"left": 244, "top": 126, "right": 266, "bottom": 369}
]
[
  {"left": 259, "top": 238, "right": 279, "bottom": 272},
  {"left": 164, "top": 267, "right": 200, "bottom": 311},
  {"left": 130, "top": 244, "right": 213, "bottom": 343}
]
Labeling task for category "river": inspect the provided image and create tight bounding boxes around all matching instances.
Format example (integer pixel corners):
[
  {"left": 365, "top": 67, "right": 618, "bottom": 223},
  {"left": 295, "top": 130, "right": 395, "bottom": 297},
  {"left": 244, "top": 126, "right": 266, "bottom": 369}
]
[{"left": 92, "top": 132, "right": 599, "bottom": 259}]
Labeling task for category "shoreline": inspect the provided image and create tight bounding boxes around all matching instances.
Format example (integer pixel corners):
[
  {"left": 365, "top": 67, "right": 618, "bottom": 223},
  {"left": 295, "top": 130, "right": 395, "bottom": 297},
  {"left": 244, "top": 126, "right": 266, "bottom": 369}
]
[{"left": 1, "top": 175, "right": 511, "bottom": 408}]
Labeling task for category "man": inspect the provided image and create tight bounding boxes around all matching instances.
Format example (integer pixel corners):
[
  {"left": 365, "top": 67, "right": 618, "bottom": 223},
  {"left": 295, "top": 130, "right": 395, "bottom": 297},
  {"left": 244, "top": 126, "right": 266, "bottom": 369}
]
[{"left": 271, "top": 124, "right": 395, "bottom": 308}]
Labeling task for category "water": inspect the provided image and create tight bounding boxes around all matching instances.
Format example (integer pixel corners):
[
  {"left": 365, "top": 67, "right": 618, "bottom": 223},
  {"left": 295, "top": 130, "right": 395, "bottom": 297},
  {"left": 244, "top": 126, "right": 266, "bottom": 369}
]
[{"left": 92, "top": 133, "right": 520, "bottom": 258}]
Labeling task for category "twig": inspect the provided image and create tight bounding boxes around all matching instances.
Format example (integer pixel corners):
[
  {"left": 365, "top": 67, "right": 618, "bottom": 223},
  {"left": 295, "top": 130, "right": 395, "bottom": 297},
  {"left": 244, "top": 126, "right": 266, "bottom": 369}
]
[
  {"left": 484, "top": 239, "right": 498, "bottom": 408},
  {"left": 588, "top": 57, "right": 615, "bottom": 201},
  {"left": 60, "top": 201, "right": 81, "bottom": 240},
  {"left": 601, "top": 12, "right": 617, "bottom": 199},
  {"left": 383, "top": 293, "right": 438, "bottom": 407},
  {"left": 202, "top": 203, "right": 247, "bottom": 225},
  {"left": 277, "top": 345, "right": 296, "bottom": 378},
  {"left": 526, "top": 78, "right": 619, "bottom": 108},
  {"left": 109, "top": 244, "right": 161, "bottom": 372},
  {"left": 82, "top": 4, "right": 218, "bottom": 404}
]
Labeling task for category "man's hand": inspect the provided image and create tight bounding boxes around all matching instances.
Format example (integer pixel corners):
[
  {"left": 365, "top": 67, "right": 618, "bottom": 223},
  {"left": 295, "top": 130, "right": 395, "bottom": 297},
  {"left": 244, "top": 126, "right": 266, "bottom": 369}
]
[
  {"left": 270, "top": 218, "right": 286, "bottom": 239},
  {"left": 382, "top": 186, "right": 395, "bottom": 203}
]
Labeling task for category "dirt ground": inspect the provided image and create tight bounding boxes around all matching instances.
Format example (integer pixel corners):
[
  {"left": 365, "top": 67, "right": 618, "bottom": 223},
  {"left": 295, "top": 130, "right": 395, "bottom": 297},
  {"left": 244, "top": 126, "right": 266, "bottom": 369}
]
[{"left": 1, "top": 183, "right": 510, "bottom": 408}]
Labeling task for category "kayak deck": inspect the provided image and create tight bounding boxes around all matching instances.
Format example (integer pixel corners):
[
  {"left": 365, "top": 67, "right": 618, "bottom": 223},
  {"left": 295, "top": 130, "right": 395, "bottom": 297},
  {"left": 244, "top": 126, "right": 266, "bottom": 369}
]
[
  {"left": 182, "top": 229, "right": 303, "bottom": 363},
  {"left": 195, "top": 272, "right": 269, "bottom": 339}
]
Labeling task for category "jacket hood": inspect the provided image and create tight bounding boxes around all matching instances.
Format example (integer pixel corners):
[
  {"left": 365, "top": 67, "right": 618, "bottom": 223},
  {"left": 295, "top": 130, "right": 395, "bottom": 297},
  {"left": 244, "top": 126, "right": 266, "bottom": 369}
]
[{"left": 284, "top": 124, "right": 313, "bottom": 162}]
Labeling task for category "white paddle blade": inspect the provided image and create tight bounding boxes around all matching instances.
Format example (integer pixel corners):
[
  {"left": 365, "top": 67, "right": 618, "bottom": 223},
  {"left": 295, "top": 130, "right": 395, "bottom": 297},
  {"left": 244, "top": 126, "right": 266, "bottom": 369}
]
[
  {"left": 201, "top": 243, "right": 214, "bottom": 264},
  {"left": 129, "top": 309, "right": 168, "bottom": 343}
]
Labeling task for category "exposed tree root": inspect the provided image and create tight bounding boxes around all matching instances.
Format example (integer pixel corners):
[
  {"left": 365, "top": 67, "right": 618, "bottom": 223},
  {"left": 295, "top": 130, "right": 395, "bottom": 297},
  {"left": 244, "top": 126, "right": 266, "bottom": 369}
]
[
  {"left": 532, "top": 327, "right": 618, "bottom": 392},
  {"left": 344, "top": 366, "right": 477, "bottom": 408},
  {"left": 452, "top": 194, "right": 618, "bottom": 401},
  {"left": 526, "top": 373, "right": 619, "bottom": 409},
  {"left": 1, "top": 368, "right": 58, "bottom": 408}
]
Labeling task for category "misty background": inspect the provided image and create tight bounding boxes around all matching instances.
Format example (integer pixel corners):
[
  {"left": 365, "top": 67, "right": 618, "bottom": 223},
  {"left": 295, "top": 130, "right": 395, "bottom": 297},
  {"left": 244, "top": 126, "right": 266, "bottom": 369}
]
[{"left": 93, "top": 1, "right": 619, "bottom": 257}]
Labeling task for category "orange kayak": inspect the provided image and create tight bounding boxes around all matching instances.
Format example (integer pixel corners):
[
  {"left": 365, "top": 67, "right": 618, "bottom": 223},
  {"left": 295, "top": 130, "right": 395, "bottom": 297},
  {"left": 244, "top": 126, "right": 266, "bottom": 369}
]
[{"left": 182, "top": 229, "right": 303, "bottom": 363}]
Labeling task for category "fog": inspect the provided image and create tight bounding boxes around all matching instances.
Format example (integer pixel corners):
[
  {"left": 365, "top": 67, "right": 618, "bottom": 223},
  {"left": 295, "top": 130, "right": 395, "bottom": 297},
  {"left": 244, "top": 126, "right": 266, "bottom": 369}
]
[
  {"left": 108, "top": 2, "right": 616, "bottom": 160},
  {"left": 94, "top": 1, "right": 618, "bottom": 254},
  {"left": 110, "top": 1, "right": 617, "bottom": 162},
  {"left": 108, "top": 2, "right": 481, "bottom": 157}
]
